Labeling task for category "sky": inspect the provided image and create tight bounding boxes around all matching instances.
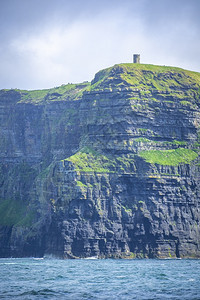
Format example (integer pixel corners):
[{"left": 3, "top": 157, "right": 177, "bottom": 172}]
[{"left": 0, "top": 0, "right": 200, "bottom": 90}]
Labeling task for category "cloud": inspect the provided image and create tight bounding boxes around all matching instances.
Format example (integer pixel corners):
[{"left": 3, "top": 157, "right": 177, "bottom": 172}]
[
  {"left": 0, "top": 0, "right": 199, "bottom": 90},
  {"left": 6, "top": 10, "right": 147, "bottom": 89}
]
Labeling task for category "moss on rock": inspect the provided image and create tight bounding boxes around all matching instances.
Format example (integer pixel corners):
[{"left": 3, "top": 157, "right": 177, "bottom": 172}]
[{"left": 139, "top": 148, "right": 198, "bottom": 166}]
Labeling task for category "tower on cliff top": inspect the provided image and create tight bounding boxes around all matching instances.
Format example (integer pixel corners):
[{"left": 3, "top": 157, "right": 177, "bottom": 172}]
[{"left": 133, "top": 54, "right": 140, "bottom": 63}]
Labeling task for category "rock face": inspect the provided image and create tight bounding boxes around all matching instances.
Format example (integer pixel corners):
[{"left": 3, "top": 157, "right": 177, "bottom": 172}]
[{"left": 0, "top": 63, "right": 200, "bottom": 258}]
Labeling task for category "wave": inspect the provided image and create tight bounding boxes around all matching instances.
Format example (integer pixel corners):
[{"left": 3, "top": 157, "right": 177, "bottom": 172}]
[
  {"left": 0, "top": 262, "right": 17, "bottom": 265},
  {"left": 20, "top": 289, "right": 56, "bottom": 296}
]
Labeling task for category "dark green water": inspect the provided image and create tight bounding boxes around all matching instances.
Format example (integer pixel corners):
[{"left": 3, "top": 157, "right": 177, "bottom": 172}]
[{"left": 0, "top": 258, "right": 199, "bottom": 299}]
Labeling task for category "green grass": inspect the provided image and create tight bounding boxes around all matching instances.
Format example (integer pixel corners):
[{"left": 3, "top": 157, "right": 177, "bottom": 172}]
[
  {"left": 76, "top": 181, "right": 87, "bottom": 187},
  {"left": 91, "top": 67, "right": 113, "bottom": 89},
  {"left": 66, "top": 145, "right": 198, "bottom": 171},
  {"left": 2, "top": 63, "right": 199, "bottom": 105},
  {"left": 138, "top": 128, "right": 148, "bottom": 133},
  {"left": 65, "top": 147, "right": 114, "bottom": 173},
  {"left": 1, "top": 82, "right": 91, "bottom": 104},
  {"left": 122, "top": 205, "right": 132, "bottom": 213},
  {"left": 1, "top": 63, "right": 199, "bottom": 113},
  {"left": 64, "top": 146, "right": 135, "bottom": 173},
  {"left": 21, "top": 83, "right": 89, "bottom": 103},
  {"left": 120, "top": 64, "right": 200, "bottom": 92},
  {"left": 170, "top": 140, "right": 187, "bottom": 146},
  {"left": 134, "top": 138, "right": 152, "bottom": 143},
  {"left": 120, "top": 63, "right": 200, "bottom": 82},
  {"left": 139, "top": 148, "right": 198, "bottom": 166},
  {"left": 90, "top": 63, "right": 200, "bottom": 99},
  {"left": 180, "top": 100, "right": 191, "bottom": 105}
]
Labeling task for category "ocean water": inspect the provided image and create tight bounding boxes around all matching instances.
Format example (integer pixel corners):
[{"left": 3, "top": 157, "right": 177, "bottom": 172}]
[{"left": 0, "top": 258, "right": 199, "bottom": 300}]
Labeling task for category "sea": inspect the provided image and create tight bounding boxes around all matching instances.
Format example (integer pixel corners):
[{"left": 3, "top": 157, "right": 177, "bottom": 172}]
[{"left": 0, "top": 258, "right": 199, "bottom": 299}]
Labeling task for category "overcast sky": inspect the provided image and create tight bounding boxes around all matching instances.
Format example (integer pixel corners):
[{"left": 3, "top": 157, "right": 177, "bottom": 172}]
[{"left": 0, "top": 0, "right": 199, "bottom": 90}]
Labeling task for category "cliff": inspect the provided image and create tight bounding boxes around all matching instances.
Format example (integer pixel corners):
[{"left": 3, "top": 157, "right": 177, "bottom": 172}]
[{"left": 0, "top": 63, "right": 200, "bottom": 258}]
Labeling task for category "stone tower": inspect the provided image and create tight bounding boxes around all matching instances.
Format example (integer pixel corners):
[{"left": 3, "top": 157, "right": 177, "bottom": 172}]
[{"left": 133, "top": 54, "right": 140, "bottom": 63}]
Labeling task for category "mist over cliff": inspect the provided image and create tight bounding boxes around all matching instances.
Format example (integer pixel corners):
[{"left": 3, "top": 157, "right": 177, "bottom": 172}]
[{"left": 0, "top": 63, "right": 200, "bottom": 258}]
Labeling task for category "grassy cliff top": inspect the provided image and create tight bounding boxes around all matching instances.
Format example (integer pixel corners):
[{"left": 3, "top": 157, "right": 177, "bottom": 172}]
[
  {"left": 1, "top": 63, "right": 200, "bottom": 103},
  {"left": 0, "top": 82, "right": 90, "bottom": 104},
  {"left": 91, "top": 63, "right": 200, "bottom": 92}
]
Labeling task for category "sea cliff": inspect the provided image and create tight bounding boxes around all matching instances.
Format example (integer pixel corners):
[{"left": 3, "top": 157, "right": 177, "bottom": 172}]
[{"left": 0, "top": 63, "right": 200, "bottom": 258}]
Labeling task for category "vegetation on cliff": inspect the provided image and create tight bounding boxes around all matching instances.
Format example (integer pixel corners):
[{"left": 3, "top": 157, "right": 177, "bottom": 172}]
[
  {"left": 139, "top": 148, "right": 198, "bottom": 166},
  {"left": 65, "top": 146, "right": 135, "bottom": 173},
  {"left": 91, "top": 63, "right": 200, "bottom": 95},
  {"left": 0, "top": 82, "right": 90, "bottom": 104}
]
